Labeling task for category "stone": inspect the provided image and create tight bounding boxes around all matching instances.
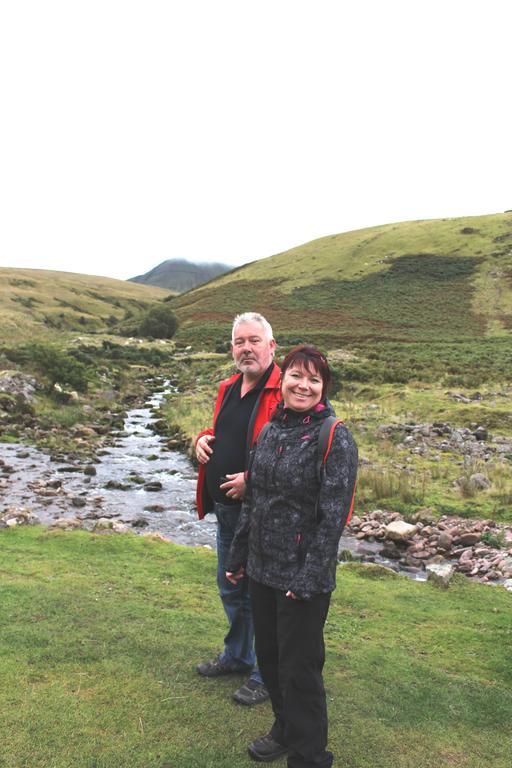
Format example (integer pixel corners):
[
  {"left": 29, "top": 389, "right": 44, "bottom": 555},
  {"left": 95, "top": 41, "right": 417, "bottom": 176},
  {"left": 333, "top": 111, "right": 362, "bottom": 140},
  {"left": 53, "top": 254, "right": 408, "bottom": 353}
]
[
  {"left": 132, "top": 517, "right": 149, "bottom": 528},
  {"left": 84, "top": 465, "right": 97, "bottom": 476},
  {"left": 437, "top": 531, "right": 453, "bottom": 550},
  {"left": 51, "top": 516, "right": 82, "bottom": 530},
  {"left": 426, "top": 563, "right": 455, "bottom": 587},
  {"left": 144, "top": 481, "right": 163, "bottom": 492},
  {"left": 469, "top": 473, "right": 490, "bottom": 490},
  {"left": 384, "top": 520, "right": 417, "bottom": 541},
  {"left": 456, "top": 532, "right": 481, "bottom": 547},
  {"left": 71, "top": 497, "right": 87, "bottom": 508},
  {"left": 93, "top": 518, "right": 115, "bottom": 530}
]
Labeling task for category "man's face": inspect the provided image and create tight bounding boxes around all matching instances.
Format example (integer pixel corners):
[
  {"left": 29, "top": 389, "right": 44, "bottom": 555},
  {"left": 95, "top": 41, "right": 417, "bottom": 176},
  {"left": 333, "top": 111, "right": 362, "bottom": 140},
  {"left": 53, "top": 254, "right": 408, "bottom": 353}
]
[{"left": 232, "top": 321, "right": 276, "bottom": 380}]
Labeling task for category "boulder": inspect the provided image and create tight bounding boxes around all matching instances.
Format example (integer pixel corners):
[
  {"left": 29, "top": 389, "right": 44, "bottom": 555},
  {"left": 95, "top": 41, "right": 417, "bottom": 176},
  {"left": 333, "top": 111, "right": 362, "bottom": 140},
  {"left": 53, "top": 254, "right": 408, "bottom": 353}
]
[
  {"left": 384, "top": 521, "right": 417, "bottom": 541},
  {"left": 426, "top": 563, "right": 455, "bottom": 587},
  {"left": 437, "top": 531, "right": 453, "bottom": 550}
]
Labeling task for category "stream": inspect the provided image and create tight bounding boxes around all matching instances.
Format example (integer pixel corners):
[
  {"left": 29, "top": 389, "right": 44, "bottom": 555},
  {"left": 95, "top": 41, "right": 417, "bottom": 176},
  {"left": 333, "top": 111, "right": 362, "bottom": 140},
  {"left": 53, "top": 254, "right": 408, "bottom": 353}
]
[{"left": 0, "top": 378, "right": 425, "bottom": 579}]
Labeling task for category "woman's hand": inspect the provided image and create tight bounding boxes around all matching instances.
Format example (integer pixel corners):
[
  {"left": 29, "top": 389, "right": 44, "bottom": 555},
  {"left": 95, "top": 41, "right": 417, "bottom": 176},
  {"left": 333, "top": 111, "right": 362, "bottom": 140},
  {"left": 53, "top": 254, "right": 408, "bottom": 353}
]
[
  {"left": 286, "top": 590, "right": 299, "bottom": 600},
  {"left": 226, "top": 567, "right": 245, "bottom": 585},
  {"left": 196, "top": 434, "right": 215, "bottom": 464},
  {"left": 220, "top": 472, "right": 246, "bottom": 500}
]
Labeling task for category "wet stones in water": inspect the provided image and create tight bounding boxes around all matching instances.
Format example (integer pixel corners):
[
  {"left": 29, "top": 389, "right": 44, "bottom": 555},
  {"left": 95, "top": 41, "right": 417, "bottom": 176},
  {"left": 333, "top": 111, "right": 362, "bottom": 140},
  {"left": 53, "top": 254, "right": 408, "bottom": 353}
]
[
  {"left": 16, "top": 451, "right": 30, "bottom": 459},
  {"left": 47, "top": 479, "right": 62, "bottom": 489},
  {"left": 84, "top": 465, "right": 97, "bottom": 476},
  {"left": 132, "top": 517, "right": 149, "bottom": 528},
  {"left": 57, "top": 466, "right": 84, "bottom": 473},
  {"left": 144, "top": 504, "right": 165, "bottom": 513},
  {"left": 105, "top": 480, "right": 132, "bottom": 491},
  {"left": 127, "top": 474, "right": 145, "bottom": 484},
  {"left": 146, "top": 454, "right": 159, "bottom": 461},
  {"left": 144, "top": 481, "right": 163, "bottom": 492},
  {"left": 72, "top": 497, "right": 87, "bottom": 508}
]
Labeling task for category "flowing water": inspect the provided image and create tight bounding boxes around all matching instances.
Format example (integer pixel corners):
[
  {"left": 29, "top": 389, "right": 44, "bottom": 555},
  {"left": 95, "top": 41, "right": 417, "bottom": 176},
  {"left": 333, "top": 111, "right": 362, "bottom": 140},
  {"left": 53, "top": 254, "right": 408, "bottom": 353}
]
[{"left": 0, "top": 378, "right": 424, "bottom": 579}]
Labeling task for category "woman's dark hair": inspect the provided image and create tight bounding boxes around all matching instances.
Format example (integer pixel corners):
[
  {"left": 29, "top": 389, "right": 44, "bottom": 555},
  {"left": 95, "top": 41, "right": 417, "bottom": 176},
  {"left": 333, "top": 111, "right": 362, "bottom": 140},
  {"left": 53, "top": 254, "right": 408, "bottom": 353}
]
[{"left": 280, "top": 345, "right": 331, "bottom": 399}]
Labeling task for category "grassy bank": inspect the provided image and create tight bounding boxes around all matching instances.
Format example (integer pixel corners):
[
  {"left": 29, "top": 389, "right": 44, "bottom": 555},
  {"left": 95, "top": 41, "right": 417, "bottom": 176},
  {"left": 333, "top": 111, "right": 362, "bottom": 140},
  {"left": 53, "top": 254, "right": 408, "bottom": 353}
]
[{"left": 1, "top": 527, "right": 510, "bottom": 768}]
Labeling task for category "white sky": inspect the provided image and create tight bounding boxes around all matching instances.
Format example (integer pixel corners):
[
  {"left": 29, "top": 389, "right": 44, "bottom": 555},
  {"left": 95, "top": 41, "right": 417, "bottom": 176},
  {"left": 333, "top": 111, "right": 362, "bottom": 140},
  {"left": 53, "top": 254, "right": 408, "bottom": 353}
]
[{"left": 1, "top": 0, "right": 510, "bottom": 280}]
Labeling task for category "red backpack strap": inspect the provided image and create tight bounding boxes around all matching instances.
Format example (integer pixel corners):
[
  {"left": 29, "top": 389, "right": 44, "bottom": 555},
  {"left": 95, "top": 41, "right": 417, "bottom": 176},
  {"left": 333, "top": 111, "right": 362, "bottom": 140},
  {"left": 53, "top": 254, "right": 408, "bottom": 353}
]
[{"left": 315, "top": 416, "right": 343, "bottom": 483}]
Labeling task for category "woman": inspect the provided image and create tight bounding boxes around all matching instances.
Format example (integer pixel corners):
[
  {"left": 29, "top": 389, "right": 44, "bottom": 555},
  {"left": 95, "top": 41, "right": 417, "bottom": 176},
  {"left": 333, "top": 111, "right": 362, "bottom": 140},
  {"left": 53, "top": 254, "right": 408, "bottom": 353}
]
[{"left": 226, "top": 345, "right": 358, "bottom": 768}]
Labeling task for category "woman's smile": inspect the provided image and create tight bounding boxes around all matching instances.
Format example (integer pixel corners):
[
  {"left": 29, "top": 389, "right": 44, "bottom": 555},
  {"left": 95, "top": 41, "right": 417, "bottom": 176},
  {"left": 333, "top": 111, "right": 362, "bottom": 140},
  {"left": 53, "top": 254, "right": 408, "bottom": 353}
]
[{"left": 281, "top": 364, "right": 323, "bottom": 412}]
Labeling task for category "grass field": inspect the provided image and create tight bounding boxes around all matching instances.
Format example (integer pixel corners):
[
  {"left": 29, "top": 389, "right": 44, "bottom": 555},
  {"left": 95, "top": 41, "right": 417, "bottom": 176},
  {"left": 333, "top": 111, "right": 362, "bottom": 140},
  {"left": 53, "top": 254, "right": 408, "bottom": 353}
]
[
  {"left": 0, "top": 267, "right": 168, "bottom": 342},
  {"left": 1, "top": 527, "right": 511, "bottom": 768}
]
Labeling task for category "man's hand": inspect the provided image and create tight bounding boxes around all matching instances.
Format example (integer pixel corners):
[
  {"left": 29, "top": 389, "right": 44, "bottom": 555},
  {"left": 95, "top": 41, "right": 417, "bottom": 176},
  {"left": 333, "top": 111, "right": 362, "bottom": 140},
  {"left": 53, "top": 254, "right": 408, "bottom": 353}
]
[
  {"left": 219, "top": 472, "right": 246, "bottom": 501},
  {"left": 196, "top": 434, "right": 215, "bottom": 464},
  {"left": 226, "top": 566, "right": 245, "bottom": 585}
]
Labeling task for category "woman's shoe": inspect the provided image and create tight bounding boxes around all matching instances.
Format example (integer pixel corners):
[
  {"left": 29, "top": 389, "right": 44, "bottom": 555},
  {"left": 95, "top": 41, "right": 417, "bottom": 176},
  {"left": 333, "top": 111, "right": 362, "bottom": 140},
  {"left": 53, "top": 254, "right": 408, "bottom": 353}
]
[{"left": 248, "top": 733, "right": 288, "bottom": 762}]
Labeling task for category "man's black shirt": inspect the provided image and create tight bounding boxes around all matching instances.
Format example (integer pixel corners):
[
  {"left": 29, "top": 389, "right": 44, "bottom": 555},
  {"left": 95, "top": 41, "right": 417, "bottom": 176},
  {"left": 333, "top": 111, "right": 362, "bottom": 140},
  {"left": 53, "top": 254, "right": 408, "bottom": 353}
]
[{"left": 205, "top": 363, "right": 274, "bottom": 506}]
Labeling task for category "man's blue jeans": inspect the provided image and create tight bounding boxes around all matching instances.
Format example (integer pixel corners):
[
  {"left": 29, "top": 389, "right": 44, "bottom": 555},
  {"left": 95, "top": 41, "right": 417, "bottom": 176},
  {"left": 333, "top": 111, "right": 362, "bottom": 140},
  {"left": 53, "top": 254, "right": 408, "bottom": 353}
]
[{"left": 214, "top": 502, "right": 262, "bottom": 684}]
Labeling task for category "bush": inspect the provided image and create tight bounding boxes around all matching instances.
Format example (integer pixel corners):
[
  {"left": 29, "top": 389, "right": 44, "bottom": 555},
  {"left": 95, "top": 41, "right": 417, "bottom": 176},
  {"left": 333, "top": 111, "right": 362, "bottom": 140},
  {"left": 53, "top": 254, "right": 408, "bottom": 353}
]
[
  {"left": 27, "top": 343, "right": 89, "bottom": 393},
  {"left": 138, "top": 304, "right": 179, "bottom": 340}
]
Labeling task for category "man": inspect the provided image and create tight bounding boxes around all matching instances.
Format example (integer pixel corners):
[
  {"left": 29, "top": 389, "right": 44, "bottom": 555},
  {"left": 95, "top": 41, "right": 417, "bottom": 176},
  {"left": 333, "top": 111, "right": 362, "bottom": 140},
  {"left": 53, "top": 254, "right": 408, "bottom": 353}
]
[{"left": 195, "top": 312, "right": 281, "bottom": 706}]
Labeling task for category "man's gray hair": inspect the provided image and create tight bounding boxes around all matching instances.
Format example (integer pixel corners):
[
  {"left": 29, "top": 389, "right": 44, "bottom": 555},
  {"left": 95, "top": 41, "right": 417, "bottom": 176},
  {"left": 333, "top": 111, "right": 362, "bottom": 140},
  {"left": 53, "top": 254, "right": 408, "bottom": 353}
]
[{"left": 232, "top": 312, "right": 274, "bottom": 342}]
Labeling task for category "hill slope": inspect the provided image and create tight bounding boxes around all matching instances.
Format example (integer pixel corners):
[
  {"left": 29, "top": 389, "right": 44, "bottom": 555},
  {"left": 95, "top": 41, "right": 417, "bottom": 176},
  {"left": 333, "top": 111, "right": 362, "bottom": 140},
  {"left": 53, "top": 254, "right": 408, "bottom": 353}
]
[
  {"left": 171, "top": 213, "right": 512, "bottom": 348},
  {"left": 129, "top": 258, "right": 230, "bottom": 293},
  {"left": 0, "top": 267, "right": 169, "bottom": 342}
]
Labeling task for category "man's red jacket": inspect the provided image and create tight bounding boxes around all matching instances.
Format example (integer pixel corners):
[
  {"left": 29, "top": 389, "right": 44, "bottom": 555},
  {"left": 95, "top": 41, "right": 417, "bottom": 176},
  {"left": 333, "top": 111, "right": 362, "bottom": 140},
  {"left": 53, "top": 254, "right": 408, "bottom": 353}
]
[{"left": 195, "top": 363, "right": 281, "bottom": 519}]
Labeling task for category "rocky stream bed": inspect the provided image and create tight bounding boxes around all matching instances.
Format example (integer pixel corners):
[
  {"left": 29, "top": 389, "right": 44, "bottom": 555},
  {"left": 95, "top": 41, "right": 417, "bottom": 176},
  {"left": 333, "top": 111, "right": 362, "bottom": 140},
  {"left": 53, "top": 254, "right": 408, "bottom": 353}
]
[{"left": 1, "top": 378, "right": 512, "bottom": 591}]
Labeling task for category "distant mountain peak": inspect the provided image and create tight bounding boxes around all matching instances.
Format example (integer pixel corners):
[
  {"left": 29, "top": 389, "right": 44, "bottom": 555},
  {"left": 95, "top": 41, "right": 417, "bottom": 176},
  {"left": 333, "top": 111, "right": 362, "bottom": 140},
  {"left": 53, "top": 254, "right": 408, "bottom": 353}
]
[{"left": 129, "top": 258, "right": 231, "bottom": 293}]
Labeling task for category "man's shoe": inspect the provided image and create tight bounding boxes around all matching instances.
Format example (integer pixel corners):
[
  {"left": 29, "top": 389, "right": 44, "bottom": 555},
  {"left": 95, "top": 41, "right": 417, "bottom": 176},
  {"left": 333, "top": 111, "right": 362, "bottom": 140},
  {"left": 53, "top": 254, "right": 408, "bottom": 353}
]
[
  {"left": 248, "top": 733, "right": 288, "bottom": 762},
  {"left": 196, "top": 655, "right": 249, "bottom": 677},
  {"left": 232, "top": 679, "right": 269, "bottom": 706}
]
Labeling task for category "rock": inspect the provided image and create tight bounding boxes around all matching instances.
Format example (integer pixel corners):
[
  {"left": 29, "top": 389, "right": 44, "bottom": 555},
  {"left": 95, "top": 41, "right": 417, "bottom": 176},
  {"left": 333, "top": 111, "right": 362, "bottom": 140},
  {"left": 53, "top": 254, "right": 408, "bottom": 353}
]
[
  {"left": 132, "top": 517, "right": 149, "bottom": 528},
  {"left": 437, "top": 531, "right": 453, "bottom": 550},
  {"left": 410, "top": 508, "right": 436, "bottom": 525},
  {"left": 105, "top": 480, "right": 132, "bottom": 490},
  {"left": 144, "top": 505, "right": 165, "bottom": 513},
  {"left": 503, "top": 579, "right": 512, "bottom": 592},
  {"left": 469, "top": 473, "right": 490, "bottom": 490},
  {"left": 385, "top": 521, "right": 417, "bottom": 541},
  {"left": 51, "top": 516, "right": 82, "bottom": 530},
  {"left": 426, "top": 563, "right": 455, "bottom": 587},
  {"left": 474, "top": 426, "right": 488, "bottom": 441},
  {"left": 84, "top": 465, "right": 97, "bottom": 476},
  {"left": 71, "top": 497, "right": 87, "bottom": 508},
  {"left": 112, "top": 522, "right": 130, "bottom": 533},
  {"left": 456, "top": 532, "right": 481, "bottom": 547},
  {"left": 93, "top": 518, "right": 115, "bottom": 530},
  {"left": 348, "top": 515, "right": 362, "bottom": 528},
  {"left": 458, "top": 548, "right": 475, "bottom": 563},
  {"left": 0, "top": 371, "right": 39, "bottom": 402},
  {"left": 144, "top": 481, "right": 163, "bottom": 492}
]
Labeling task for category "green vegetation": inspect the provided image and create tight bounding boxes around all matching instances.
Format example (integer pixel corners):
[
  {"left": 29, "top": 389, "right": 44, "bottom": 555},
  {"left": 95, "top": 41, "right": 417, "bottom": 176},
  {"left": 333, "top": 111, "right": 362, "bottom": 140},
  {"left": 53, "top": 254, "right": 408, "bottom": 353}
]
[
  {"left": 0, "top": 527, "right": 510, "bottom": 768},
  {"left": 0, "top": 267, "right": 169, "bottom": 342},
  {"left": 137, "top": 304, "right": 179, "bottom": 340},
  {"left": 170, "top": 213, "right": 512, "bottom": 385}
]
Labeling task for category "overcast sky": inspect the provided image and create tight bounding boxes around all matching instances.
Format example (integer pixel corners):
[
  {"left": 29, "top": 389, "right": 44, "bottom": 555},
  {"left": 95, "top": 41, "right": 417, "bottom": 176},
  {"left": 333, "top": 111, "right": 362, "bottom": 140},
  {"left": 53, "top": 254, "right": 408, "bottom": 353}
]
[{"left": 1, "top": 0, "right": 510, "bottom": 280}]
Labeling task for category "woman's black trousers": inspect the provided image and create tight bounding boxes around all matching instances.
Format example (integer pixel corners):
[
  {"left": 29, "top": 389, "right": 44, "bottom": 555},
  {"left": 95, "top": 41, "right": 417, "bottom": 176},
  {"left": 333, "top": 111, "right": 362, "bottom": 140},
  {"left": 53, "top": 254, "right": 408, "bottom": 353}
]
[{"left": 249, "top": 578, "right": 333, "bottom": 768}]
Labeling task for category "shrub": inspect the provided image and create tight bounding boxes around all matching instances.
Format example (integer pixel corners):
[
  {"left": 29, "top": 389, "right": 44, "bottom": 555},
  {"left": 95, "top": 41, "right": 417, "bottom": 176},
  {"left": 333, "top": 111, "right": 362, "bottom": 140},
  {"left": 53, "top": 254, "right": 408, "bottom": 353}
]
[
  {"left": 138, "top": 304, "right": 179, "bottom": 340},
  {"left": 27, "top": 343, "right": 89, "bottom": 393}
]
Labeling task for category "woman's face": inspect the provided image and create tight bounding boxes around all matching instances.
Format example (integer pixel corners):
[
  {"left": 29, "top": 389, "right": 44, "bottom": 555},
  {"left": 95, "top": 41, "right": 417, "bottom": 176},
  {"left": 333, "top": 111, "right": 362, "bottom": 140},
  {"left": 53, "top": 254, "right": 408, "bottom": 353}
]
[{"left": 281, "top": 363, "right": 323, "bottom": 412}]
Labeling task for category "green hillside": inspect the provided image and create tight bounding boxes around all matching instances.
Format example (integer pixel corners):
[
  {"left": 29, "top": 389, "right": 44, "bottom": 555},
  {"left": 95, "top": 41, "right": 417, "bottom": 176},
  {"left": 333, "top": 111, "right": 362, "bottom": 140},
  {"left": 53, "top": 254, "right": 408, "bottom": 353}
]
[
  {"left": 0, "top": 267, "right": 169, "bottom": 342},
  {"left": 172, "top": 213, "right": 512, "bottom": 347}
]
